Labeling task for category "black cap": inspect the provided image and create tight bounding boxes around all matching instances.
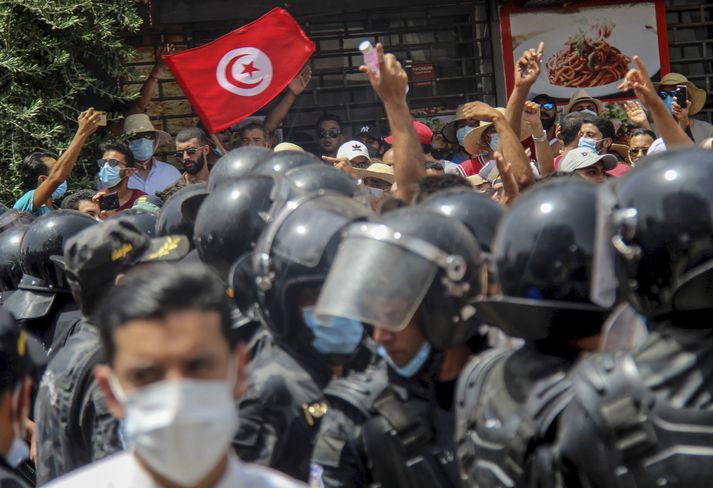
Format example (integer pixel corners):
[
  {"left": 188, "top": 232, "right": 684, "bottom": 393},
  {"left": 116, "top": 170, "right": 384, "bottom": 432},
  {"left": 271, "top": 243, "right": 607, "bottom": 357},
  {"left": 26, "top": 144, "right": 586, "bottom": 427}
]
[
  {"left": 0, "top": 309, "right": 40, "bottom": 390},
  {"left": 61, "top": 220, "right": 190, "bottom": 290},
  {"left": 356, "top": 125, "right": 383, "bottom": 143}
]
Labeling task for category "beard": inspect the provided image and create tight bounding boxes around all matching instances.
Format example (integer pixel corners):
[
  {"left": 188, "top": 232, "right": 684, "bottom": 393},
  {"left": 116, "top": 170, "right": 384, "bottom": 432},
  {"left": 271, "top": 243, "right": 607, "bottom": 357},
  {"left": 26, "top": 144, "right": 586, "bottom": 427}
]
[
  {"left": 184, "top": 156, "right": 205, "bottom": 175},
  {"left": 541, "top": 116, "right": 556, "bottom": 131}
]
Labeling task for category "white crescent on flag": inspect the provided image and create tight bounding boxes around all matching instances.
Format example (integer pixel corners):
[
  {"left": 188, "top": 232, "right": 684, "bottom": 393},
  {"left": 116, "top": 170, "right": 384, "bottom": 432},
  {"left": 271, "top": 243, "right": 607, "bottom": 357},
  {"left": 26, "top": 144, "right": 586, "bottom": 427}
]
[{"left": 216, "top": 47, "right": 273, "bottom": 96}]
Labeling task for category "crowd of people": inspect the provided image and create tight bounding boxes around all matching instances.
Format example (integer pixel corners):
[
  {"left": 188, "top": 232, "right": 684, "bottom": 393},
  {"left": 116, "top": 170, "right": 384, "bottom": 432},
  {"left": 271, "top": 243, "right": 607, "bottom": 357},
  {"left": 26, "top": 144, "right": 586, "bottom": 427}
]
[{"left": 0, "top": 37, "right": 712, "bottom": 488}]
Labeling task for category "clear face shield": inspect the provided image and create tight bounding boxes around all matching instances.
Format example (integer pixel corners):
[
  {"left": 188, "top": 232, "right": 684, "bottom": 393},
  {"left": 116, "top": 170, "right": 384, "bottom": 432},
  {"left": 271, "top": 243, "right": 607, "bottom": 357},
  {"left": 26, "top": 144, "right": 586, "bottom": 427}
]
[{"left": 315, "top": 222, "right": 471, "bottom": 332}]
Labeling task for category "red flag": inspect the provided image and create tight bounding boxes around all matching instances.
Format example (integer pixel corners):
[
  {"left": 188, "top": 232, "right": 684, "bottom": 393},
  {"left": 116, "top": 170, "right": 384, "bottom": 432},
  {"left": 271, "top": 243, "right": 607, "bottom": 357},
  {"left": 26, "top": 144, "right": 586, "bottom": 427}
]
[{"left": 163, "top": 8, "right": 314, "bottom": 134}]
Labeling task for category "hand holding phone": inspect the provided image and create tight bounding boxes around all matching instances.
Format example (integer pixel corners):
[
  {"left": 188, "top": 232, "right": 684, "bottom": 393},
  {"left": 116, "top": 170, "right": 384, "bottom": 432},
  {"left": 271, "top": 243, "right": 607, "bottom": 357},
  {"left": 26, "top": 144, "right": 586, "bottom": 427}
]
[{"left": 99, "top": 192, "right": 120, "bottom": 211}]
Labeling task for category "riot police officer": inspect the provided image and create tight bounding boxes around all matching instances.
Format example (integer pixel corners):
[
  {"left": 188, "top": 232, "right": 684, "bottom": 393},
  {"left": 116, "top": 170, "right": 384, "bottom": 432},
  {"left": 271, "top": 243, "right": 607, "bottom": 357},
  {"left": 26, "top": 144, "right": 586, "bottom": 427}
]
[
  {"left": 454, "top": 179, "right": 610, "bottom": 488},
  {"left": 3, "top": 210, "right": 97, "bottom": 357},
  {"left": 0, "top": 224, "right": 29, "bottom": 306},
  {"left": 233, "top": 193, "right": 372, "bottom": 481},
  {"left": 34, "top": 219, "right": 189, "bottom": 485},
  {"left": 553, "top": 148, "right": 713, "bottom": 487},
  {"left": 310, "top": 206, "right": 486, "bottom": 488}
]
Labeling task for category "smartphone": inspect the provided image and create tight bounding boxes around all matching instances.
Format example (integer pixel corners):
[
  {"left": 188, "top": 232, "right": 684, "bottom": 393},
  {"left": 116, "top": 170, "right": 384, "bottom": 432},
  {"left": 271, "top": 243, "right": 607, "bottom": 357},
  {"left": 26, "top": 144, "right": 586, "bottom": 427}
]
[
  {"left": 673, "top": 85, "right": 687, "bottom": 108},
  {"left": 97, "top": 111, "right": 107, "bottom": 127},
  {"left": 99, "top": 192, "right": 120, "bottom": 211}
]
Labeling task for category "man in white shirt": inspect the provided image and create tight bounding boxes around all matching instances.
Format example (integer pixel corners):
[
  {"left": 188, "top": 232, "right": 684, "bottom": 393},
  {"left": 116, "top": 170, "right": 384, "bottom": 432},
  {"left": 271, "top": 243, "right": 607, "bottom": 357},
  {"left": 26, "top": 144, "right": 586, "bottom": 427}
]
[
  {"left": 47, "top": 263, "right": 304, "bottom": 488},
  {"left": 124, "top": 114, "right": 181, "bottom": 195}
]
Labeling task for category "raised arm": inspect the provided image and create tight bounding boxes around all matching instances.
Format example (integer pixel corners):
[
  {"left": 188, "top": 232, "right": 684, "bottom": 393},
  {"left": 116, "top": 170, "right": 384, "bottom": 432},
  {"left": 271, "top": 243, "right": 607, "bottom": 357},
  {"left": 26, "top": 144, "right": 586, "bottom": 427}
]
[
  {"left": 361, "top": 44, "right": 424, "bottom": 203},
  {"left": 125, "top": 44, "right": 175, "bottom": 116},
  {"left": 33, "top": 109, "right": 101, "bottom": 209},
  {"left": 619, "top": 56, "right": 692, "bottom": 148},
  {"left": 506, "top": 42, "right": 544, "bottom": 144},
  {"left": 523, "top": 101, "right": 555, "bottom": 176},
  {"left": 263, "top": 65, "right": 312, "bottom": 136}
]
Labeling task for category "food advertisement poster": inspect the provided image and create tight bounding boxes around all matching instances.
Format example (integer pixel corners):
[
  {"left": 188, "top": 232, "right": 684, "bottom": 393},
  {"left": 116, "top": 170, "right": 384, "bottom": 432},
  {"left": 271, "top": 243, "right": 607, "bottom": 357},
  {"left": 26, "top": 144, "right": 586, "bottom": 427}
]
[{"left": 500, "top": 1, "right": 669, "bottom": 101}]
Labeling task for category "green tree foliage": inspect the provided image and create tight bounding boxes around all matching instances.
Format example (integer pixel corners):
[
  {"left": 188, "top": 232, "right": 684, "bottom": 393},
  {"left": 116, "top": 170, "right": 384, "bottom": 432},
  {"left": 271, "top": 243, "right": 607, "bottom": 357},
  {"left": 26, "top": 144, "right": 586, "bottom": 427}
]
[{"left": 0, "top": 0, "right": 142, "bottom": 205}]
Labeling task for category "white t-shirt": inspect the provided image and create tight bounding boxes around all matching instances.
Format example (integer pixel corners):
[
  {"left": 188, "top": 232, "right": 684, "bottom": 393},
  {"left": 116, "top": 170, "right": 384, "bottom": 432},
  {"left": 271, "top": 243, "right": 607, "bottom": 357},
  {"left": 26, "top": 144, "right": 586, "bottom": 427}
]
[
  {"left": 128, "top": 159, "right": 181, "bottom": 196},
  {"left": 46, "top": 451, "right": 306, "bottom": 488},
  {"left": 648, "top": 118, "right": 713, "bottom": 154}
]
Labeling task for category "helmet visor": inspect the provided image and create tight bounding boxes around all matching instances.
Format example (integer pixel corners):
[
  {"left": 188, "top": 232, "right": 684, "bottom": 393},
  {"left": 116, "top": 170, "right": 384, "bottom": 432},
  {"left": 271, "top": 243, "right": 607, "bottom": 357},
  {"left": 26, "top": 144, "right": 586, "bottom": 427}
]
[
  {"left": 315, "top": 224, "right": 441, "bottom": 331},
  {"left": 591, "top": 180, "right": 621, "bottom": 308}
]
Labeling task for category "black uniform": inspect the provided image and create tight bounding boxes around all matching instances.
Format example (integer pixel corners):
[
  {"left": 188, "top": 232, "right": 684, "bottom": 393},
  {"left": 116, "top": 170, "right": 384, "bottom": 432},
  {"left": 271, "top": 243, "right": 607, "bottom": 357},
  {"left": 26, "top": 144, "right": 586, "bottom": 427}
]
[
  {"left": 33, "top": 320, "right": 121, "bottom": 485},
  {"left": 0, "top": 455, "right": 30, "bottom": 488},
  {"left": 455, "top": 180, "right": 609, "bottom": 487},
  {"left": 312, "top": 360, "right": 462, "bottom": 488}
]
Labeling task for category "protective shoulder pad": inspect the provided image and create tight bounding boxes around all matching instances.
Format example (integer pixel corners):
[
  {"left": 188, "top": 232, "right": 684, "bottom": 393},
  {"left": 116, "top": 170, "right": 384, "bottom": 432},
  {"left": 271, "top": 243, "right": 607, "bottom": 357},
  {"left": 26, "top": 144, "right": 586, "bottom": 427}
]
[{"left": 324, "top": 363, "right": 390, "bottom": 418}]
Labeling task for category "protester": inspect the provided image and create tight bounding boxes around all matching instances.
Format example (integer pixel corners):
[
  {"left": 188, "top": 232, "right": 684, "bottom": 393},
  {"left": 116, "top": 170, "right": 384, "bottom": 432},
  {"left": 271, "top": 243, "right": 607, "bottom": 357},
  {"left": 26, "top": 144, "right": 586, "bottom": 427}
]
[
  {"left": 654, "top": 72, "right": 713, "bottom": 143},
  {"left": 95, "top": 140, "right": 147, "bottom": 218},
  {"left": 354, "top": 124, "right": 385, "bottom": 159},
  {"left": 123, "top": 114, "right": 180, "bottom": 195},
  {"left": 14, "top": 109, "right": 101, "bottom": 216},
  {"left": 315, "top": 113, "right": 345, "bottom": 158},
  {"left": 172, "top": 127, "right": 212, "bottom": 187},
  {"left": 335, "top": 140, "right": 372, "bottom": 169},
  {"left": 563, "top": 88, "right": 603, "bottom": 116},
  {"left": 441, "top": 104, "right": 478, "bottom": 164},
  {"left": 627, "top": 127, "right": 656, "bottom": 165},
  {"left": 553, "top": 111, "right": 593, "bottom": 170},
  {"left": 238, "top": 122, "right": 271, "bottom": 148},
  {"left": 60, "top": 189, "right": 99, "bottom": 219}
]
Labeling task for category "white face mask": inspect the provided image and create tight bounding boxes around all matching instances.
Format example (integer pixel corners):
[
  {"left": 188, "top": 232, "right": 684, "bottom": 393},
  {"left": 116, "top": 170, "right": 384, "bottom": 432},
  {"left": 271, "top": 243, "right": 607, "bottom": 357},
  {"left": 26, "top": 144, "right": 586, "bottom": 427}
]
[{"left": 111, "top": 372, "right": 238, "bottom": 486}]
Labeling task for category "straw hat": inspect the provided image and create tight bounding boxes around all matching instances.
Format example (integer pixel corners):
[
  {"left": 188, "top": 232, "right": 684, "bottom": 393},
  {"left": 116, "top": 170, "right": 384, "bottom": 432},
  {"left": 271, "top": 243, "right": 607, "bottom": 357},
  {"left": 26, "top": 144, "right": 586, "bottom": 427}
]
[
  {"left": 356, "top": 163, "right": 394, "bottom": 184},
  {"left": 274, "top": 142, "right": 304, "bottom": 152},
  {"left": 123, "top": 114, "right": 171, "bottom": 146},
  {"left": 608, "top": 143, "right": 629, "bottom": 161},
  {"left": 463, "top": 107, "right": 532, "bottom": 155},
  {"left": 563, "top": 89, "right": 604, "bottom": 115},
  {"left": 442, "top": 105, "right": 468, "bottom": 144},
  {"left": 654, "top": 72, "right": 707, "bottom": 115}
]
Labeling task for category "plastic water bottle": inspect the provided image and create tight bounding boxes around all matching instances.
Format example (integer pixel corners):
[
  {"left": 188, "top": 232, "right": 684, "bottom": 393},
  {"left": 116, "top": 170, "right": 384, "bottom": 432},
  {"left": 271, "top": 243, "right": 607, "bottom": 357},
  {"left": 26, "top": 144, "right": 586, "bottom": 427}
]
[{"left": 359, "top": 41, "right": 380, "bottom": 77}]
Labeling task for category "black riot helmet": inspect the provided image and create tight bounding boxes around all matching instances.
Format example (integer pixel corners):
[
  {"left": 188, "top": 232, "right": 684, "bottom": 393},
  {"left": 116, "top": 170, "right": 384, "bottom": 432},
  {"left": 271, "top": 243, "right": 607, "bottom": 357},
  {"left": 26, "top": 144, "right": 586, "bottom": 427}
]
[
  {"left": 252, "top": 150, "right": 322, "bottom": 177},
  {"left": 0, "top": 225, "right": 29, "bottom": 292},
  {"left": 316, "top": 207, "right": 486, "bottom": 350},
  {"left": 420, "top": 188, "right": 506, "bottom": 254},
  {"left": 193, "top": 175, "right": 275, "bottom": 282},
  {"left": 207, "top": 147, "right": 273, "bottom": 192},
  {"left": 0, "top": 210, "right": 35, "bottom": 234},
  {"left": 478, "top": 179, "right": 609, "bottom": 342},
  {"left": 592, "top": 148, "right": 713, "bottom": 322},
  {"left": 107, "top": 208, "right": 157, "bottom": 237},
  {"left": 4, "top": 210, "right": 96, "bottom": 320},
  {"left": 253, "top": 193, "right": 373, "bottom": 364},
  {"left": 281, "top": 163, "right": 361, "bottom": 200},
  {"left": 155, "top": 183, "right": 207, "bottom": 245}
]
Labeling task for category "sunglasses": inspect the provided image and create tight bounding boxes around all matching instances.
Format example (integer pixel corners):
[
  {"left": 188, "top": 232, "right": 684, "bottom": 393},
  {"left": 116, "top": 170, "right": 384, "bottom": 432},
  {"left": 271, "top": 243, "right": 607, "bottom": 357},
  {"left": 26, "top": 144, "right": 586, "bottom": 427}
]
[
  {"left": 130, "top": 133, "right": 156, "bottom": 141},
  {"left": 97, "top": 158, "right": 124, "bottom": 168},
  {"left": 629, "top": 147, "right": 649, "bottom": 156},
  {"left": 174, "top": 147, "right": 203, "bottom": 159},
  {"left": 539, "top": 102, "right": 556, "bottom": 110},
  {"left": 318, "top": 129, "right": 341, "bottom": 139}
]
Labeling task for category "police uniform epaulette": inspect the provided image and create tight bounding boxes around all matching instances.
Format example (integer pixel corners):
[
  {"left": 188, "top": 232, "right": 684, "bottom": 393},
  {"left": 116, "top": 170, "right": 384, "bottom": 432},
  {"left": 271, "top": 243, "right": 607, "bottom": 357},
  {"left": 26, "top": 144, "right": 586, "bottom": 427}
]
[{"left": 323, "top": 363, "right": 389, "bottom": 419}]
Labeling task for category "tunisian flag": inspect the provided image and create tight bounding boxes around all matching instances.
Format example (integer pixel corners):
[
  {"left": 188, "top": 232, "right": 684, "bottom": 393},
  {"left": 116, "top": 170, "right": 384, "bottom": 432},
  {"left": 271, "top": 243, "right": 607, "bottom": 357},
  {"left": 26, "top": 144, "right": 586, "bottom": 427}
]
[{"left": 163, "top": 8, "right": 315, "bottom": 134}]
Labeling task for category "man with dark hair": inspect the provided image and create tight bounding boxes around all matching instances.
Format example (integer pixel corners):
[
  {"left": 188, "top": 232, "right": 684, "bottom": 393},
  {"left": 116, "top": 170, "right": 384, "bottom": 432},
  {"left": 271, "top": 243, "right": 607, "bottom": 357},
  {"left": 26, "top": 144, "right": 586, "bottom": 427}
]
[
  {"left": 578, "top": 115, "right": 615, "bottom": 156},
  {"left": 315, "top": 113, "right": 345, "bottom": 158},
  {"left": 34, "top": 220, "right": 190, "bottom": 485},
  {"left": 413, "top": 174, "right": 472, "bottom": 203},
  {"left": 554, "top": 111, "right": 594, "bottom": 170},
  {"left": 0, "top": 310, "right": 35, "bottom": 487},
  {"left": 174, "top": 127, "right": 211, "bottom": 185},
  {"left": 14, "top": 109, "right": 101, "bottom": 216},
  {"left": 60, "top": 190, "right": 99, "bottom": 219},
  {"left": 239, "top": 122, "right": 271, "bottom": 149},
  {"left": 47, "top": 263, "right": 303, "bottom": 488},
  {"left": 96, "top": 140, "right": 146, "bottom": 217}
]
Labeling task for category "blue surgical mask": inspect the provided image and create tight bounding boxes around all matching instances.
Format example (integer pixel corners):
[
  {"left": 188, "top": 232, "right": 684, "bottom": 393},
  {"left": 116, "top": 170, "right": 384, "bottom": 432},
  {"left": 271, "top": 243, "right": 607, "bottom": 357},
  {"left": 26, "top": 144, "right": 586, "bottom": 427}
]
[
  {"left": 99, "top": 164, "right": 123, "bottom": 189},
  {"left": 489, "top": 133, "right": 500, "bottom": 152},
  {"left": 302, "top": 307, "right": 364, "bottom": 355},
  {"left": 51, "top": 180, "right": 67, "bottom": 200},
  {"left": 578, "top": 136, "right": 599, "bottom": 153},
  {"left": 456, "top": 126, "right": 475, "bottom": 147},
  {"left": 128, "top": 138, "right": 155, "bottom": 162},
  {"left": 662, "top": 94, "right": 674, "bottom": 113},
  {"left": 377, "top": 342, "right": 432, "bottom": 378}
]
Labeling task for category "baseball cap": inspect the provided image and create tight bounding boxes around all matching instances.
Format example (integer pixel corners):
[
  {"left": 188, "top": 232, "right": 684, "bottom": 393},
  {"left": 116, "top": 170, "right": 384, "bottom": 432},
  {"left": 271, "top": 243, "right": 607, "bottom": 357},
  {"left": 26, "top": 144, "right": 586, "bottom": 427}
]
[
  {"left": 559, "top": 148, "right": 618, "bottom": 173},
  {"left": 60, "top": 220, "right": 190, "bottom": 291},
  {"left": 356, "top": 125, "right": 383, "bottom": 143},
  {"left": 337, "top": 141, "right": 371, "bottom": 163},
  {"left": 384, "top": 121, "right": 433, "bottom": 145}
]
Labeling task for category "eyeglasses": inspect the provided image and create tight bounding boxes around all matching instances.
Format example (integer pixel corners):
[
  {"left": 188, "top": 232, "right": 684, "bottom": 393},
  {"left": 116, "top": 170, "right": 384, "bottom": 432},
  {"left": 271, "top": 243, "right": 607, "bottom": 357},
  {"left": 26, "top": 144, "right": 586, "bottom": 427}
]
[
  {"left": 174, "top": 147, "right": 203, "bottom": 159},
  {"left": 97, "top": 158, "right": 124, "bottom": 168},
  {"left": 318, "top": 129, "right": 341, "bottom": 139},
  {"left": 539, "top": 102, "right": 556, "bottom": 110},
  {"left": 628, "top": 147, "right": 649, "bottom": 156}
]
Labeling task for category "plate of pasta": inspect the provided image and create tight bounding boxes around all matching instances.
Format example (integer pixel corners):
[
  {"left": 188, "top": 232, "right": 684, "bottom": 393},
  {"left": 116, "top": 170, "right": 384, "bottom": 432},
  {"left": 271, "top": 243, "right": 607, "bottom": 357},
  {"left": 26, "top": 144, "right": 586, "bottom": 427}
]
[{"left": 515, "top": 22, "right": 660, "bottom": 98}]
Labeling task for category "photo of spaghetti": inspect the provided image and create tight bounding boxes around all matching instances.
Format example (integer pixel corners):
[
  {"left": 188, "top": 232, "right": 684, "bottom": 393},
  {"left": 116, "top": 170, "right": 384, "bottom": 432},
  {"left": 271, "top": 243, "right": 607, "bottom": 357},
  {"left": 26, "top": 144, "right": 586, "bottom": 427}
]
[{"left": 546, "top": 22, "right": 631, "bottom": 88}]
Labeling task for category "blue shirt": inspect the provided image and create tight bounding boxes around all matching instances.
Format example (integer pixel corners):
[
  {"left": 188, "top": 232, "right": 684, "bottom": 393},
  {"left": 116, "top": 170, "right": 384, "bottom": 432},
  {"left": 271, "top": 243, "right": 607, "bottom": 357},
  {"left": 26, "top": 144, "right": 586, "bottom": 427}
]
[
  {"left": 13, "top": 190, "right": 51, "bottom": 216},
  {"left": 127, "top": 159, "right": 181, "bottom": 196}
]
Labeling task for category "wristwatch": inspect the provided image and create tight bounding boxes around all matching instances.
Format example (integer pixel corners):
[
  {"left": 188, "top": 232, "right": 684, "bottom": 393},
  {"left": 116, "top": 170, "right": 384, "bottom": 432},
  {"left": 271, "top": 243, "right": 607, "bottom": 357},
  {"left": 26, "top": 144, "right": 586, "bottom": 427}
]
[{"left": 532, "top": 130, "right": 547, "bottom": 142}]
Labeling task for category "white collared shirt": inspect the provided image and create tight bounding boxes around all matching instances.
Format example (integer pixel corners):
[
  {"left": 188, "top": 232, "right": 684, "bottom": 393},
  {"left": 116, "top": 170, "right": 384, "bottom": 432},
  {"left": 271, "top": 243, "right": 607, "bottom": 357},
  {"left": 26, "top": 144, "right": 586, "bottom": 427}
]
[
  {"left": 128, "top": 159, "right": 181, "bottom": 196},
  {"left": 46, "top": 451, "right": 306, "bottom": 488}
]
